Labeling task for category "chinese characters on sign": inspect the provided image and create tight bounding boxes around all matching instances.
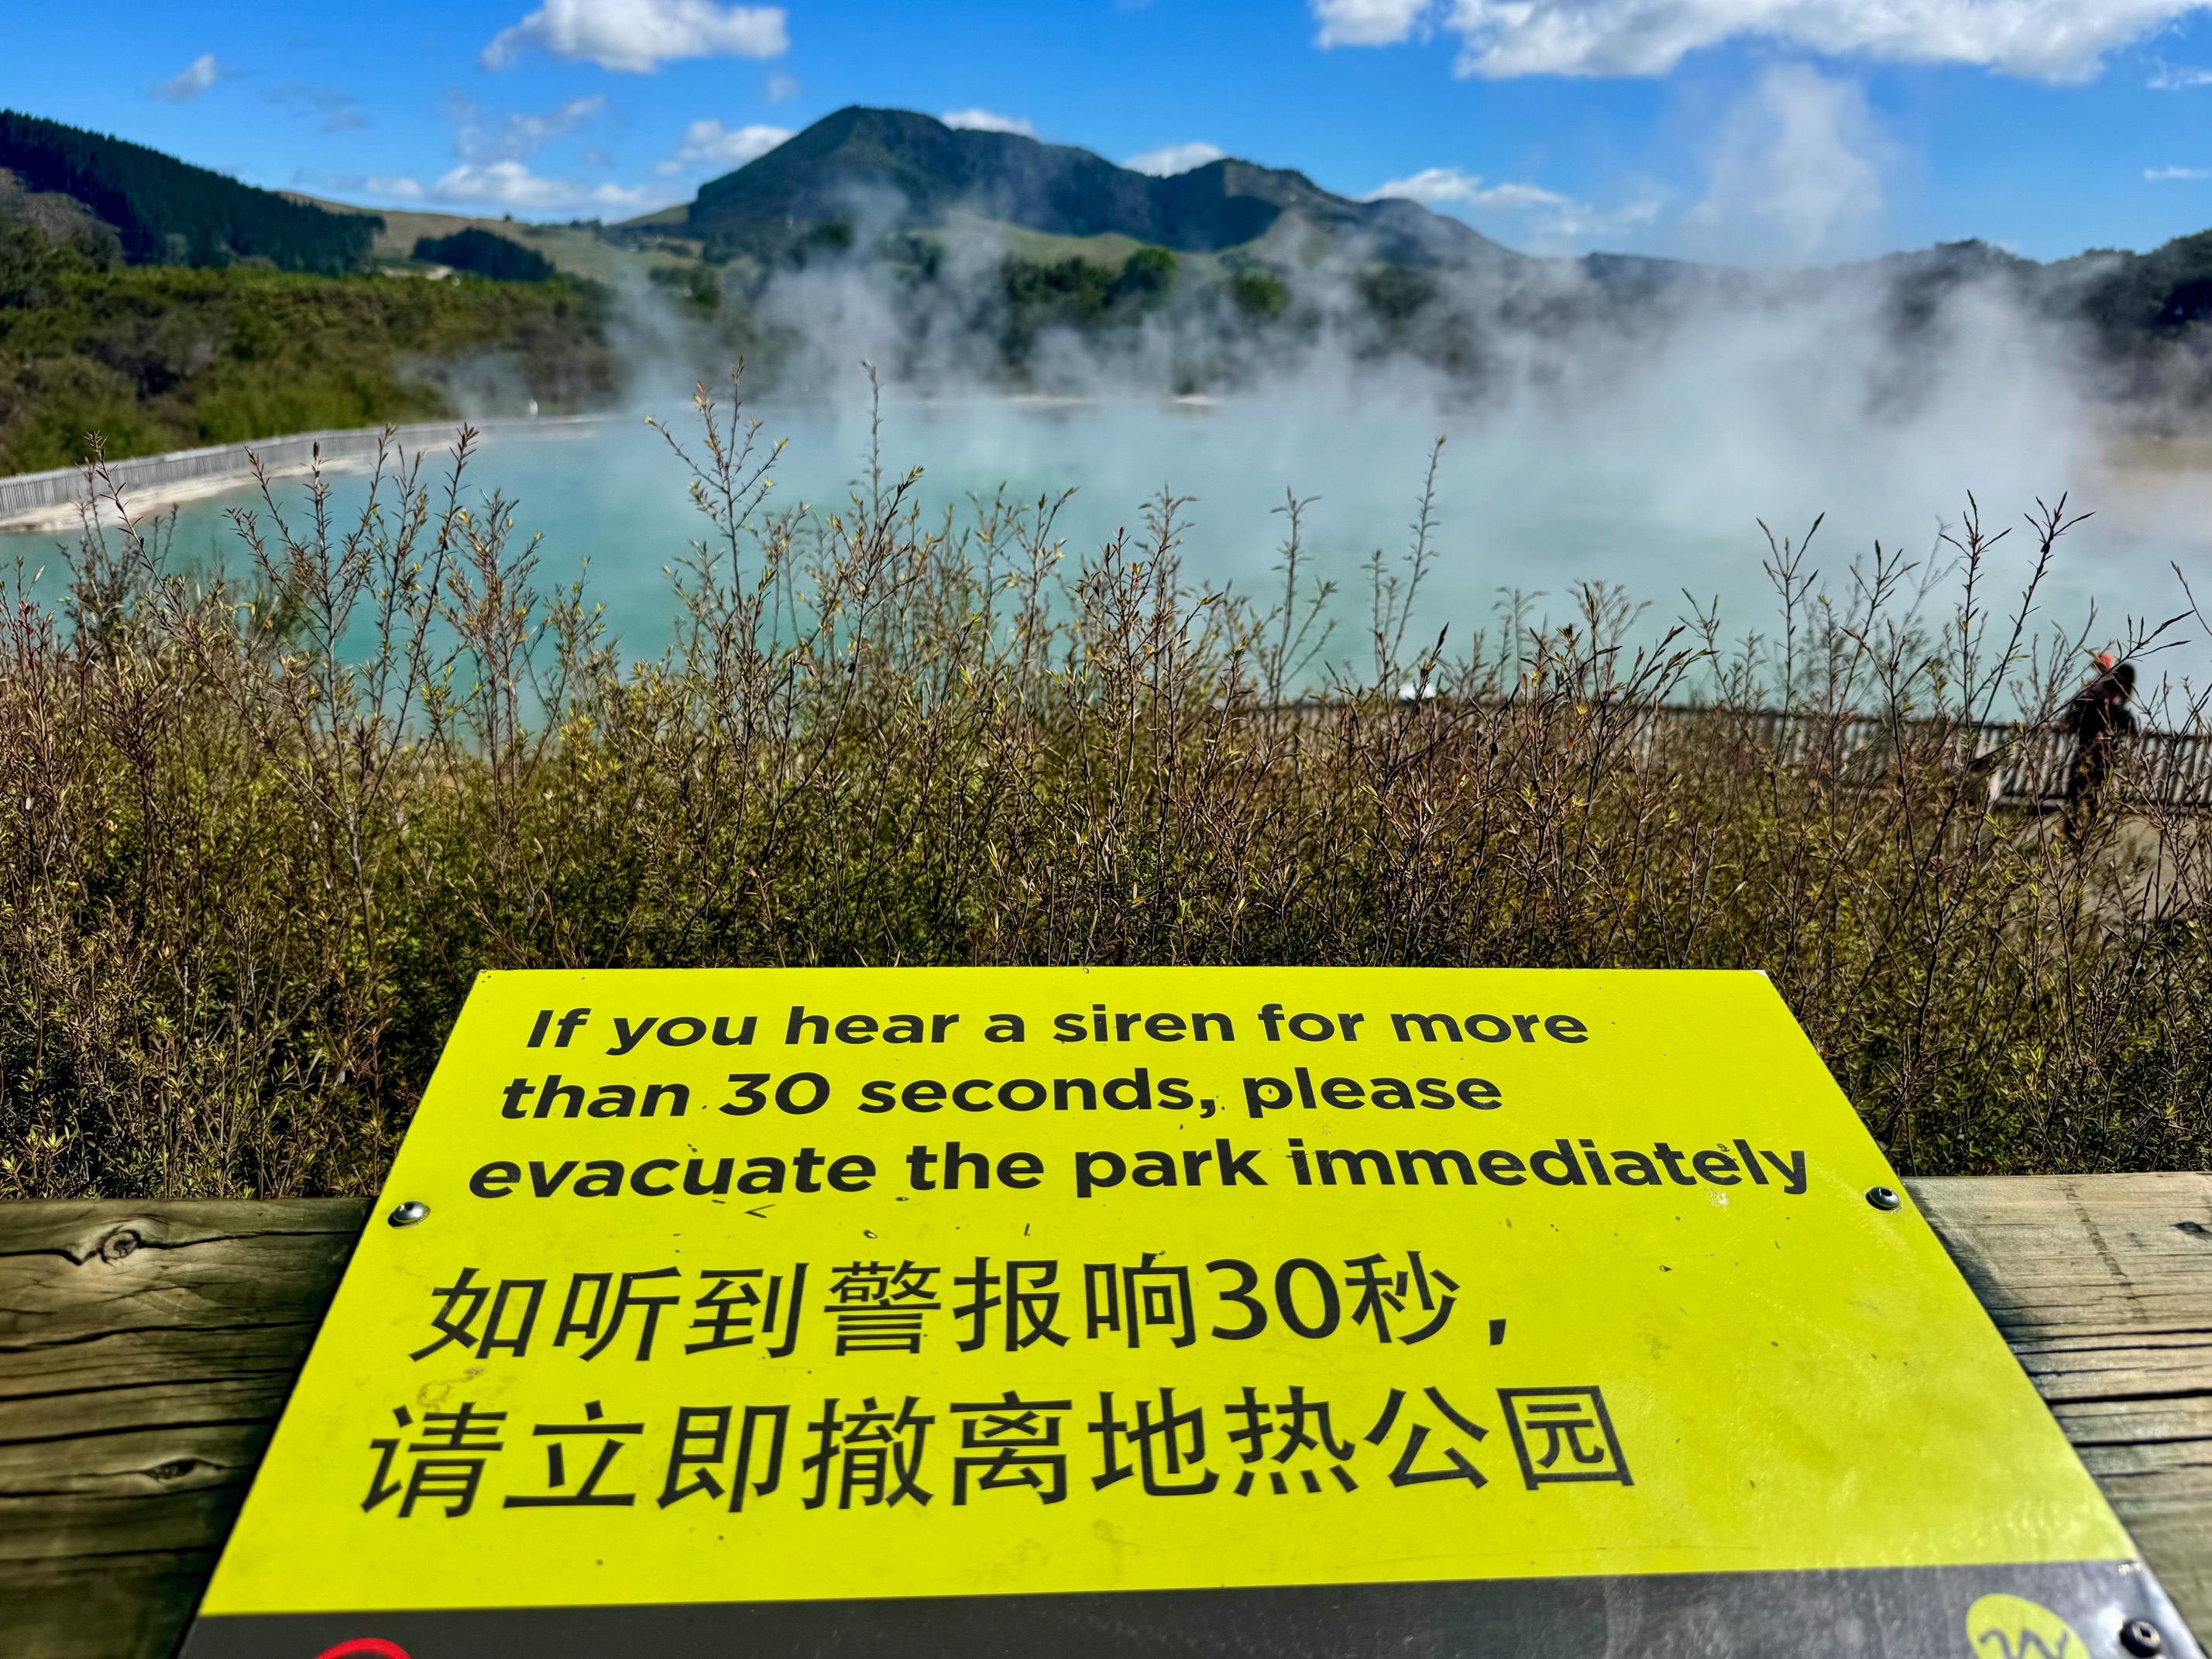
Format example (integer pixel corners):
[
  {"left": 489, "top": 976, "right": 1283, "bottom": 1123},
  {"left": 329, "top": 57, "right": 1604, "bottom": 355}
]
[
  {"left": 407, "top": 1252, "right": 1467, "bottom": 1362},
  {"left": 361, "top": 1383, "right": 1630, "bottom": 1517},
  {"left": 375, "top": 1244, "right": 1623, "bottom": 1518}
]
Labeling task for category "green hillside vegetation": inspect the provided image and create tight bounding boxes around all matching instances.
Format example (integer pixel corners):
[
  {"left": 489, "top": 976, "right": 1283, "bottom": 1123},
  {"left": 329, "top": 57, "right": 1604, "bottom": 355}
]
[
  {"left": 294, "top": 194, "right": 713, "bottom": 288},
  {"left": 999, "top": 245, "right": 1178, "bottom": 358},
  {"left": 413, "top": 227, "right": 555, "bottom": 282},
  {"left": 0, "top": 109, "right": 379, "bottom": 272},
  {"left": 0, "top": 165, "right": 119, "bottom": 262},
  {"left": 0, "top": 218, "right": 617, "bottom": 472}
]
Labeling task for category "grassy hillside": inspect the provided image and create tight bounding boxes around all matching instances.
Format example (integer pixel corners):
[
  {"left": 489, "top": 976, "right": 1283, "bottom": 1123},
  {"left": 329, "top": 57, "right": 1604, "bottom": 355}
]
[
  {"left": 290, "top": 194, "right": 711, "bottom": 287},
  {"left": 0, "top": 219, "right": 618, "bottom": 473}
]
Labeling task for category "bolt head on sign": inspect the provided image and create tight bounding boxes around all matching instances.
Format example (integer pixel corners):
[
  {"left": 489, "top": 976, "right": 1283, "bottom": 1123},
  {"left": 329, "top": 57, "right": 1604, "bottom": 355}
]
[{"left": 180, "top": 969, "right": 2200, "bottom": 1659}]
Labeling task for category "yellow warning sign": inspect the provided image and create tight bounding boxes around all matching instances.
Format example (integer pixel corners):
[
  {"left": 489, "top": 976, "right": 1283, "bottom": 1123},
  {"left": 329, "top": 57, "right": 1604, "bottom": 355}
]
[{"left": 184, "top": 968, "right": 2187, "bottom": 1657}]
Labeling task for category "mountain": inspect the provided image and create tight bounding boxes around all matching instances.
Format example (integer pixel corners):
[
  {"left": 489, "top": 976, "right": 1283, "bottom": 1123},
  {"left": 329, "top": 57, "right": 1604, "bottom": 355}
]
[
  {"left": 658, "top": 110, "right": 2212, "bottom": 356},
  {"left": 16, "top": 101, "right": 2212, "bottom": 455},
  {"left": 666, "top": 106, "right": 1522, "bottom": 271},
  {"left": 0, "top": 109, "right": 380, "bottom": 273}
]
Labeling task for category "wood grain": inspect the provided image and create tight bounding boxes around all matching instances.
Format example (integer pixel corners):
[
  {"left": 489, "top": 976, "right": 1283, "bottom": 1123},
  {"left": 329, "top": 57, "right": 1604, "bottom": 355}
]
[
  {"left": 2, "top": 1183, "right": 2208, "bottom": 1658},
  {"left": 1911, "top": 1173, "right": 2212, "bottom": 1641},
  {"left": 0, "top": 1200, "right": 369, "bottom": 1659}
]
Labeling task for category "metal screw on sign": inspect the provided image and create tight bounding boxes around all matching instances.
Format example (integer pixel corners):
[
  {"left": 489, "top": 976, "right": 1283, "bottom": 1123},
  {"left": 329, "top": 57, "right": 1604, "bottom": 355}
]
[
  {"left": 386, "top": 1200, "right": 429, "bottom": 1228},
  {"left": 1865, "top": 1186, "right": 1902, "bottom": 1211},
  {"left": 2121, "top": 1619, "right": 2167, "bottom": 1656}
]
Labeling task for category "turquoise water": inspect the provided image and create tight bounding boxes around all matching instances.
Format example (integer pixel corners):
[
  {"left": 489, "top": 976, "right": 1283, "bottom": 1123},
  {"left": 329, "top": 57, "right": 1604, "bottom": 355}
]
[{"left": 15, "top": 385, "right": 2210, "bottom": 689}]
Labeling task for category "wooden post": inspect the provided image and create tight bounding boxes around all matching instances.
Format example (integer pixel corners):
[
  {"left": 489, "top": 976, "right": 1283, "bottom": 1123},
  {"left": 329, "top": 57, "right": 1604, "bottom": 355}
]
[{"left": 0, "top": 1200, "right": 368, "bottom": 1659}]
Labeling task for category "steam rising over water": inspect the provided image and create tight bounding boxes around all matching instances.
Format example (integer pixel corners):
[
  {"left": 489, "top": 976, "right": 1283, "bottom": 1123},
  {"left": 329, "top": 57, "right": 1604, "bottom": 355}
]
[
  {"left": 110, "top": 376, "right": 2212, "bottom": 696},
  {"left": 13, "top": 185, "right": 2212, "bottom": 691}
]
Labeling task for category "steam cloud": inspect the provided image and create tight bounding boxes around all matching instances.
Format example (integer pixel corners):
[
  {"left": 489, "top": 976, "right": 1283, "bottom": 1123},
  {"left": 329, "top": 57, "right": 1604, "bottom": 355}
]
[{"left": 345, "top": 180, "right": 2212, "bottom": 691}]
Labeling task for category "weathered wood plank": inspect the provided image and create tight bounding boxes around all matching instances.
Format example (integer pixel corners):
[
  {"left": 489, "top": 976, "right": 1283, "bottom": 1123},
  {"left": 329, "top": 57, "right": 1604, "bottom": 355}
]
[
  {"left": 1911, "top": 1173, "right": 2212, "bottom": 1643},
  {"left": 2, "top": 1184, "right": 2209, "bottom": 1659},
  {"left": 0, "top": 1200, "right": 369, "bottom": 1659}
]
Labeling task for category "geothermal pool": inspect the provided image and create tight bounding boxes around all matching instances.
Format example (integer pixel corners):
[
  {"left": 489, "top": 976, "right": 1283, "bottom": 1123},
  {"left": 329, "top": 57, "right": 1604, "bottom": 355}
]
[{"left": 15, "top": 386, "right": 2212, "bottom": 691}]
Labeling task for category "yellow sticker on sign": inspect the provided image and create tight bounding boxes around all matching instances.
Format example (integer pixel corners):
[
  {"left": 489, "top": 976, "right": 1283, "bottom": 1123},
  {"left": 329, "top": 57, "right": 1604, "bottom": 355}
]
[{"left": 181, "top": 969, "right": 2199, "bottom": 1659}]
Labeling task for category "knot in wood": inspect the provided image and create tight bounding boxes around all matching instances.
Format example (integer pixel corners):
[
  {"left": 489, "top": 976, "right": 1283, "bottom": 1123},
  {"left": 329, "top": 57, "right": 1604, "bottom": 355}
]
[
  {"left": 101, "top": 1229, "right": 142, "bottom": 1263},
  {"left": 146, "top": 1458, "right": 200, "bottom": 1483}
]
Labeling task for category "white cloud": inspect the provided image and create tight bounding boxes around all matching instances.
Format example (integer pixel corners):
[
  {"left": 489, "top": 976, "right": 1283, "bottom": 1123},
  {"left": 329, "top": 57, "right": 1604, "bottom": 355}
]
[
  {"left": 1318, "top": 0, "right": 2212, "bottom": 81},
  {"left": 766, "top": 72, "right": 800, "bottom": 101},
  {"left": 941, "top": 108, "right": 1036, "bottom": 136},
  {"left": 1685, "top": 63, "right": 1884, "bottom": 260},
  {"left": 366, "top": 162, "right": 662, "bottom": 212},
  {"left": 1371, "top": 165, "right": 1568, "bottom": 210},
  {"left": 2147, "top": 163, "right": 2212, "bottom": 178},
  {"left": 148, "top": 53, "right": 229, "bottom": 103},
  {"left": 1369, "top": 164, "right": 1657, "bottom": 251},
  {"left": 655, "top": 119, "right": 792, "bottom": 175},
  {"left": 483, "top": 0, "right": 787, "bottom": 72},
  {"left": 2150, "top": 61, "right": 2212, "bottom": 85},
  {"left": 448, "top": 93, "right": 611, "bottom": 164},
  {"left": 438, "top": 162, "right": 662, "bottom": 210},
  {"left": 1124, "top": 141, "right": 1227, "bottom": 176},
  {"left": 382, "top": 94, "right": 658, "bottom": 209},
  {"left": 1538, "top": 194, "right": 1665, "bottom": 242},
  {"left": 1312, "top": 0, "right": 1433, "bottom": 46}
]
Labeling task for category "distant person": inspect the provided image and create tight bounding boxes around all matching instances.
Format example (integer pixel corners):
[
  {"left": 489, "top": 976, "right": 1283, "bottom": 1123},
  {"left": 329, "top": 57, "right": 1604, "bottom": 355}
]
[{"left": 2063, "top": 654, "right": 2136, "bottom": 841}]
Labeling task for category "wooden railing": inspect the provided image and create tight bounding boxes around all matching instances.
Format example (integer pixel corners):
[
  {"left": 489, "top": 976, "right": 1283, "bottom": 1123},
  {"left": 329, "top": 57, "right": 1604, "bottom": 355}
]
[
  {"left": 1335, "top": 696, "right": 2212, "bottom": 812},
  {"left": 2, "top": 1178, "right": 2210, "bottom": 1657},
  {"left": 1656, "top": 706, "right": 2212, "bottom": 812}
]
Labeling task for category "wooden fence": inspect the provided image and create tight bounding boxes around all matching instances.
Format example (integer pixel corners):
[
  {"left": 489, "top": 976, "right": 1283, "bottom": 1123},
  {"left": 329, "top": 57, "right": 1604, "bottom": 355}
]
[
  {"left": 2, "top": 1177, "right": 2210, "bottom": 1657},
  {"left": 1355, "top": 698, "right": 2212, "bottom": 813},
  {"left": 1656, "top": 706, "right": 2212, "bottom": 812}
]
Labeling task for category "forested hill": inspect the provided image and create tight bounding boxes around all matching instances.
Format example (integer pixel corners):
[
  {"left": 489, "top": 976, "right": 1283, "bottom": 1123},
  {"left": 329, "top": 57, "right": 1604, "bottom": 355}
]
[
  {"left": 674, "top": 105, "right": 1517, "bottom": 270},
  {"left": 0, "top": 110, "right": 379, "bottom": 272}
]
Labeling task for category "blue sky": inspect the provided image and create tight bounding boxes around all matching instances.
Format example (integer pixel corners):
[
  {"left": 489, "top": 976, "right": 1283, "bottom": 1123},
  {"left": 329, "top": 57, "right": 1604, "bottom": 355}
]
[{"left": 10, "top": 0, "right": 2212, "bottom": 264}]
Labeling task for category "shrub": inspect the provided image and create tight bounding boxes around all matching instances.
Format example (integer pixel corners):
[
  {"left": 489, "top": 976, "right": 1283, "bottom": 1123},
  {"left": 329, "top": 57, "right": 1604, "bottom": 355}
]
[
  {"left": 0, "top": 379, "right": 2206, "bottom": 1197},
  {"left": 1229, "top": 267, "right": 1289, "bottom": 321},
  {"left": 1111, "top": 245, "right": 1176, "bottom": 300}
]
